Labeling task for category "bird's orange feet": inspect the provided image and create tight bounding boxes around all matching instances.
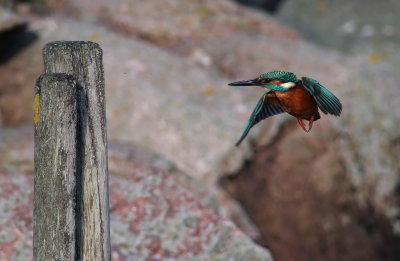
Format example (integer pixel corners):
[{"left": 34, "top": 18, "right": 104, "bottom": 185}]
[
  {"left": 308, "top": 116, "right": 314, "bottom": 132},
  {"left": 297, "top": 119, "right": 307, "bottom": 132},
  {"left": 297, "top": 116, "right": 314, "bottom": 132}
]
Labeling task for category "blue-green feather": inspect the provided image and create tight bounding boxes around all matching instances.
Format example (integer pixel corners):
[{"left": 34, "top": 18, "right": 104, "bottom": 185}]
[
  {"left": 260, "top": 71, "right": 298, "bottom": 83},
  {"left": 301, "top": 77, "right": 342, "bottom": 116},
  {"left": 236, "top": 92, "right": 285, "bottom": 146}
]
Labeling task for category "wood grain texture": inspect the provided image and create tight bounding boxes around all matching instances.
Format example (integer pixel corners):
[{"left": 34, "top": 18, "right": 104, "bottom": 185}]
[
  {"left": 43, "top": 41, "right": 110, "bottom": 261},
  {"left": 33, "top": 73, "right": 78, "bottom": 261}
]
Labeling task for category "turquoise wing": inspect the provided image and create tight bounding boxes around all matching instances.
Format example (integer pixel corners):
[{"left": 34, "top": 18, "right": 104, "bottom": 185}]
[
  {"left": 236, "top": 92, "right": 285, "bottom": 146},
  {"left": 301, "top": 77, "right": 342, "bottom": 116}
]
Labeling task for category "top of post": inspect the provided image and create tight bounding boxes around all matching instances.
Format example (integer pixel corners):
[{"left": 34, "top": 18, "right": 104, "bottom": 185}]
[
  {"left": 43, "top": 41, "right": 101, "bottom": 51},
  {"left": 42, "top": 40, "right": 104, "bottom": 81}
]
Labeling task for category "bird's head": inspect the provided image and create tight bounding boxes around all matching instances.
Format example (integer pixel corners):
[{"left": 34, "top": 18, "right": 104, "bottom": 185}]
[{"left": 228, "top": 71, "right": 299, "bottom": 87}]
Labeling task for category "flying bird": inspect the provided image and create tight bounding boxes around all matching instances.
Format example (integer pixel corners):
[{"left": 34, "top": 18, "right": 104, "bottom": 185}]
[{"left": 229, "top": 71, "right": 342, "bottom": 146}]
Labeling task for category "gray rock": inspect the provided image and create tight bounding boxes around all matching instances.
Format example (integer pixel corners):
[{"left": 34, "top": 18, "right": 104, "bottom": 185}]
[
  {"left": 277, "top": 0, "right": 400, "bottom": 76},
  {"left": 278, "top": 0, "right": 400, "bottom": 51},
  {"left": 0, "top": 7, "right": 26, "bottom": 33}
]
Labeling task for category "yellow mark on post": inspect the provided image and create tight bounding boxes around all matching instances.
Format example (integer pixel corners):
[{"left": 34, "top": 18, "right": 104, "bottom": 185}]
[{"left": 34, "top": 93, "right": 40, "bottom": 124}]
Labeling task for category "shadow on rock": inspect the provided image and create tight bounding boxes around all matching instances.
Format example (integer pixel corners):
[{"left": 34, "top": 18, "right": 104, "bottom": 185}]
[
  {"left": 0, "top": 28, "right": 38, "bottom": 64},
  {"left": 221, "top": 119, "right": 400, "bottom": 261}
]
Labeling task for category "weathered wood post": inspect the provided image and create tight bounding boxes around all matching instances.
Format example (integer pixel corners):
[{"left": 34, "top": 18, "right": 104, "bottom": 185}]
[
  {"left": 34, "top": 41, "right": 110, "bottom": 260},
  {"left": 34, "top": 74, "right": 79, "bottom": 260}
]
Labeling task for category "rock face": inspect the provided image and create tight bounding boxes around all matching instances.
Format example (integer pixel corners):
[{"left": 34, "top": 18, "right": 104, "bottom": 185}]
[
  {"left": 1, "top": 0, "right": 400, "bottom": 260},
  {"left": 278, "top": 0, "right": 400, "bottom": 51},
  {"left": 223, "top": 120, "right": 400, "bottom": 261},
  {"left": 277, "top": 0, "right": 400, "bottom": 234},
  {"left": 0, "top": 172, "right": 33, "bottom": 261},
  {"left": 0, "top": 6, "right": 26, "bottom": 34},
  {"left": 110, "top": 168, "right": 272, "bottom": 261},
  {"left": 277, "top": 0, "right": 400, "bottom": 79}
]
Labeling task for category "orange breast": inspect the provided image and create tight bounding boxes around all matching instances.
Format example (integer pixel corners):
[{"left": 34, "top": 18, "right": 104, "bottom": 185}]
[{"left": 275, "top": 85, "right": 320, "bottom": 120}]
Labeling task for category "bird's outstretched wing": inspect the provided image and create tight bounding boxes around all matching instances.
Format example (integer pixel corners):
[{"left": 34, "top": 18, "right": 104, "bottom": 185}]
[
  {"left": 301, "top": 77, "right": 342, "bottom": 116},
  {"left": 236, "top": 92, "right": 285, "bottom": 146}
]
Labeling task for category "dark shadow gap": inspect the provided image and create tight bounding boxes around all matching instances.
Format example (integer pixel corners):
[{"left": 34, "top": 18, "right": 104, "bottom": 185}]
[
  {"left": 0, "top": 26, "right": 38, "bottom": 64},
  {"left": 233, "top": 0, "right": 286, "bottom": 13},
  {"left": 220, "top": 121, "right": 400, "bottom": 261}
]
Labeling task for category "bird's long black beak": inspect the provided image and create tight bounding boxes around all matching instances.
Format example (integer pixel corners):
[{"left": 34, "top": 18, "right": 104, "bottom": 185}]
[{"left": 228, "top": 78, "right": 260, "bottom": 86}]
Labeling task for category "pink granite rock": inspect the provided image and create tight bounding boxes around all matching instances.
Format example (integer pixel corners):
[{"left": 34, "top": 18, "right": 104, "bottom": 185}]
[
  {"left": 0, "top": 127, "right": 272, "bottom": 260},
  {"left": 0, "top": 172, "right": 33, "bottom": 260},
  {"left": 109, "top": 169, "right": 271, "bottom": 260}
]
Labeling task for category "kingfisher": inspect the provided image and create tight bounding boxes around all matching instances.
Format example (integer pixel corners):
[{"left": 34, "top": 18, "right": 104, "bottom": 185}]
[{"left": 229, "top": 71, "right": 342, "bottom": 146}]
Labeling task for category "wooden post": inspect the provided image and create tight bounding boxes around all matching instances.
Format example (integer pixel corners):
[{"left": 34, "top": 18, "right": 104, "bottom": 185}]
[
  {"left": 33, "top": 73, "right": 79, "bottom": 260},
  {"left": 34, "top": 41, "right": 110, "bottom": 260}
]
